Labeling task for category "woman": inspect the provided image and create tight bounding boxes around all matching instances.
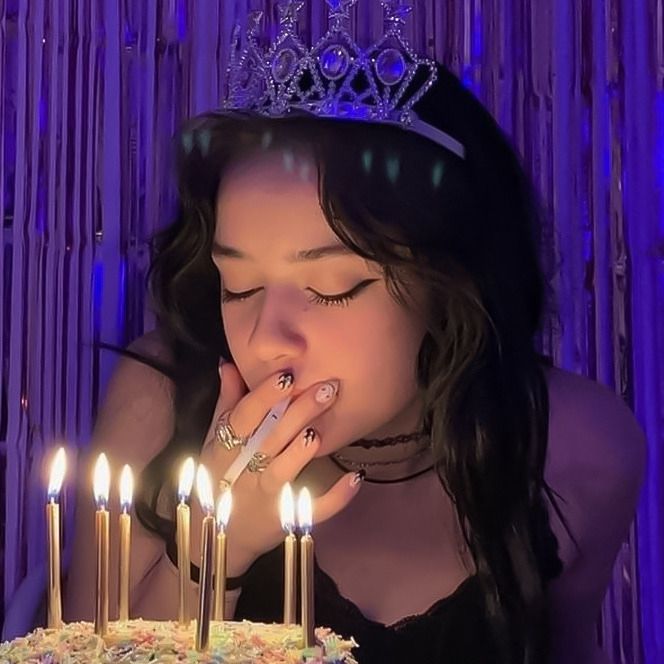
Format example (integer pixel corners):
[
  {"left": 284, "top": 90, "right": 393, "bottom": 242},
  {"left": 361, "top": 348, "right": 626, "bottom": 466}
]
[{"left": 64, "top": 63, "right": 645, "bottom": 663}]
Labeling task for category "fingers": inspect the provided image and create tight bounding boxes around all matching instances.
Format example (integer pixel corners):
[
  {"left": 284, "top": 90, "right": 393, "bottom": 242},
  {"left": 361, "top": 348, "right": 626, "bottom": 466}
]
[
  {"left": 204, "top": 361, "right": 248, "bottom": 448},
  {"left": 258, "top": 379, "right": 339, "bottom": 458},
  {"left": 261, "top": 427, "right": 363, "bottom": 521},
  {"left": 217, "top": 361, "right": 248, "bottom": 415},
  {"left": 220, "top": 366, "right": 295, "bottom": 441},
  {"left": 313, "top": 471, "right": 364, "bottom": 524},
  {"left": 260, "top": 426, "right": 320, "bottom": 493}
]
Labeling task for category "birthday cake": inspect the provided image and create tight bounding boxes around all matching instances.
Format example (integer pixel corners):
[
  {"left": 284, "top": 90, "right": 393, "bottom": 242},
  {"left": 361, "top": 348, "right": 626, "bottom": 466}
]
[{"left": 0, "top": 619, "right": 358, "bottom": 663}]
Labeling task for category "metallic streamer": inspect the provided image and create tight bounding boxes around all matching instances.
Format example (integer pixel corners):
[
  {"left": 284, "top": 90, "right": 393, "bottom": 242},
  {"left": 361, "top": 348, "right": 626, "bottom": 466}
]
[{"left": 1, "top": 2, "right": 662, "bottom": 661}]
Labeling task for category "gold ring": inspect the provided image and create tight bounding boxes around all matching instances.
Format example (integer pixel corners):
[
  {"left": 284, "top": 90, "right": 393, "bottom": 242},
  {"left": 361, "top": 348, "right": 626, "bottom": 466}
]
[
  {"left": 214, "top": 411, "right": 247, "bottom": 450},
  {"left": 246, "top": 452, "right": 272, "bottom": 473}
]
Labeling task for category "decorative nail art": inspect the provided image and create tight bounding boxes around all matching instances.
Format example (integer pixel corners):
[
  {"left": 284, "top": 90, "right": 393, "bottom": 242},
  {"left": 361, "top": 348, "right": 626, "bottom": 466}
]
[
  {"left": 303, "top": 428, "right": 317, "bottom": 447},
  {"left": 277, "top": 371, "right": 295, "bottom": 390},
  {"left": 351, "top": 470, "right": 366, "bottom": 486},
  {"left": 315, "top": 380, "right": 339, "bottom": 403}
]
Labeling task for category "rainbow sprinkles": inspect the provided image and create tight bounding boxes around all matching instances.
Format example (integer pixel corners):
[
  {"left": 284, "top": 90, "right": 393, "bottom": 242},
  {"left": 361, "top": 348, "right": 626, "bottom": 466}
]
[{"left": 0, "top": 619, "right": 358, "bottom": 663}]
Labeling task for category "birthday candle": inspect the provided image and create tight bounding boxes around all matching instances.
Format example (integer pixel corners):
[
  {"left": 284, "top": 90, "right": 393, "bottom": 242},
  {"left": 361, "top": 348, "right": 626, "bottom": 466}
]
[
  {"left": 280, "top": 483, "right": 297, "bottom": 625},
  {"left": 195, "top": 465, "right": 215, "bottom": 651},
  {"left": 46, "top": 447, "right": 66, "bottom": 628},
  {"left": 93, "top": 453, "right": 110, "bottom": 636},
  {"left": 118, "top": 464, "right": 133, "bottom": 621},
  {"left": 213, "top": 487, "right": 232, "bottom": 621},
  {"left": 177, "top": 458, "right": 195, "bottom": 626},
  {"left": 298, "top": 488, "right": 315, "bottom": 648}
]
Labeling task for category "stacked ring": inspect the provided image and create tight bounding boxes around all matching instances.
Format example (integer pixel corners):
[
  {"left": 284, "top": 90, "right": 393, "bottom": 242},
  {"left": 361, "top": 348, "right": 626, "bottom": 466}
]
[
  {"left": 246, "top": 452, "right": 272, "bottom": 473},
  {"left": 214, "top": 411, "right": 247, "bottom": 450}
]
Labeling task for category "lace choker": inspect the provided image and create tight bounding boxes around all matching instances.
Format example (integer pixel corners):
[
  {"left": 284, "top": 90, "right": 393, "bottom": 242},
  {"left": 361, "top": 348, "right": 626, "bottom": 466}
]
[{"left": 350, "top": 429, "right": 428, "bottom": 449}]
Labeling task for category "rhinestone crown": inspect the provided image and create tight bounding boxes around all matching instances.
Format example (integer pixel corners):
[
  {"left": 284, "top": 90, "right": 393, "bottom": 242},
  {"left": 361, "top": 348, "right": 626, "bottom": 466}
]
[{"left": 222, "top": 0, "right": 465, "bottom": 159}]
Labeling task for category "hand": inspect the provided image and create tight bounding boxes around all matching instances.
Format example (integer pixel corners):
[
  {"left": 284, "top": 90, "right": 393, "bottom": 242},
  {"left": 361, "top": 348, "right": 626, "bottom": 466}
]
[{"left": 197, "top": 361, "right": 363, "bottom": 577}]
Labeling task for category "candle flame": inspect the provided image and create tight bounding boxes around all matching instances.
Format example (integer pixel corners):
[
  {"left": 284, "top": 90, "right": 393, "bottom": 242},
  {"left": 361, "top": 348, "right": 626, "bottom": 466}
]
[
  {"left": 216, "top": 488, "right": 232, "bottom": 530},
  {"left": 280, "top": 483, "right": 295, "bottom": 533},
  {"left": 297, "top": 487, "right": 313, "bottom": 534},
  {"left": 93, "top": 453, "right": 111, "bottom": 509},
  {"left": 119, "top": 464, "right": 133, "bottom": 511},
  {"left": 178, "top": 457, "right": 195, "bottom": 501},
  {"left": 195, "top": 464, "right": 214, "bottom": 514},
  {"left": 47, "top": 447, "right": 66, "bottom": 501}
]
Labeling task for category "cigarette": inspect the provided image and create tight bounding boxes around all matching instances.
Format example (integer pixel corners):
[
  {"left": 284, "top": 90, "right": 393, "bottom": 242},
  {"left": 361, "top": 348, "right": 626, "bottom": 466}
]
[{"left": 222, "top": 397, "right": 292, "bottom": 485}]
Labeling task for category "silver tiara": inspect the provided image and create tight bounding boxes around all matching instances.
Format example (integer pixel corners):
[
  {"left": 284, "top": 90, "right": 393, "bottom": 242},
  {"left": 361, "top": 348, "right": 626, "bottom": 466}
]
[{"left": 222, "top": 0, "right": 466, "bottom": 159}]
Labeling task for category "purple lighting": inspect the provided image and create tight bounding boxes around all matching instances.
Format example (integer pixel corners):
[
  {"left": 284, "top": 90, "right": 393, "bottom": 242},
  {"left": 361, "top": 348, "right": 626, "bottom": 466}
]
[{"left": 0, "top": 3, "right": 661, "bottom": 662}]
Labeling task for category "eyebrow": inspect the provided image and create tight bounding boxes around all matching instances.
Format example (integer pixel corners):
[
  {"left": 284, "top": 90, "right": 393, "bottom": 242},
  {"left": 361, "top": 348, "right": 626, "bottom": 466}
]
[{"left": 212, "top": 241, "right": 357, "bottom": 263}]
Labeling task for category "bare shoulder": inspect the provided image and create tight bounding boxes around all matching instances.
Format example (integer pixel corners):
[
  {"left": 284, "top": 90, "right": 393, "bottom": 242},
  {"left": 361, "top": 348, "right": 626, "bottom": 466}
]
[
  {"left": 542, "top": 367, "right": 646, "bottom": 660},
  {"left": 544, "top": 366, "right": 646, "bottom": 507},
  {"left": 91, "top": 329, "right": 176, "bottom": 471},
  {"left": 64, "top": 330, "right": 176, "bottom": 621}
]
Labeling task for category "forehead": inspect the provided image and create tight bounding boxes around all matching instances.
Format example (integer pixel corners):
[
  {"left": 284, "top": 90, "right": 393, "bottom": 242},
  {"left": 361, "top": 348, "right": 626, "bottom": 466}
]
[{"left": 215, "top": 147, "right": 327, "bottom": 239}]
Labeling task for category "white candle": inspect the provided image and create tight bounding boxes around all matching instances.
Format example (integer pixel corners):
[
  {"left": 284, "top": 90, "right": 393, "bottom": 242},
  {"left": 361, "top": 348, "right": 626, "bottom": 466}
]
[
  {"left": 46, "top": 447, "right": 66, "bottom": 628},
  {"left": 280, "top": 483, "right": 297, "bottom": 625},
  {"left": 195, "top": 464, "right": 215, "bottom": 651},
  {"left": 177, "top": 457, "right": 195, "bottom": 626},
  {"left": 213, "top": 488, "right": 232, "bottom": 621},
  {"left": 223, "top": 397, "right": 291, "bottom": 485},
  {"left": 118, "top": 464, "right": 133, "bottom": 622},
  {"left": 298, "top": 488, "right": 315, "bottom": 648},
  {"left": 93, "top": 453, "right": 110, "bottom": 636}
]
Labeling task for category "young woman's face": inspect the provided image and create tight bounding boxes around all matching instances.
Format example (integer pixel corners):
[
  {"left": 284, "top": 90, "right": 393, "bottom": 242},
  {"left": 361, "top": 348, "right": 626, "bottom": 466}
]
[{"left": 213, "top": 147, "right": 428, "bottom": 454}]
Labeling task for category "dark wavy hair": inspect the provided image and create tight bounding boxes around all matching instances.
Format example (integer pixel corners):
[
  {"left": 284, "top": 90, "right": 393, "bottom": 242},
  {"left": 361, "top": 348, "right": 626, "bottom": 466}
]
[{"left": 133, "top": 64, "right": 567, "bottom": 663}]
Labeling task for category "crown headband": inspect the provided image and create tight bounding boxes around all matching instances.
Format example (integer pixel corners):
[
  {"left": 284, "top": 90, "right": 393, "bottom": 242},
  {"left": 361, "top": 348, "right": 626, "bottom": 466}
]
[{"left": 221, "top": 0, "right": 466, "bottom": 160}]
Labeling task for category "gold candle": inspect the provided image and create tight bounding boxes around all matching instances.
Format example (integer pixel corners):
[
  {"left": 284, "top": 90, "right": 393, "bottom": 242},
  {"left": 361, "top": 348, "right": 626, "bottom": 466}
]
[
  {"left": 177, "top": 457, "right": 195, "bottom": 626},
  {"left": 213, "top": 488, "right": 232, "bottom": 621},
  {"left": 46, "top": 447, "right": 66, "bottom": 628},
  {"left": 298, "top": 488, "right": 315, "bottom": 648},
  {"left": 195, "top": 464, "right": 216, "bottom": 651},
  {"left": 280, "top": 483, "right": 297, "bottom": 625},
  {"left": 93, "top": 453, "right": 111, "bottom": 636},
  {"left": 118, "top": 464, "right": 133, "bottom": 622}
]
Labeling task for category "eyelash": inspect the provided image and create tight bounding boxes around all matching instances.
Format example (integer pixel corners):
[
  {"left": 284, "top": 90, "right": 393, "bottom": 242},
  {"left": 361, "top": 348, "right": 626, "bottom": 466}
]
[{"left": 221, "top": 279, "right": 377, "bottom": 308}]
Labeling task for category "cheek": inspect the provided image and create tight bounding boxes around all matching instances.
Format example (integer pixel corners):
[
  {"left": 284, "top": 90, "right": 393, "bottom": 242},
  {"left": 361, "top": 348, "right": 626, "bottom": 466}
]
[
  {"left": 341, "top": 311, "right": 424, "bottom": 396},
  {"left": 316, "top": 305, "right": 426, "bottom": 440},
  {"left": 221, "top": 307, "right": 250, "bottom": 366}
]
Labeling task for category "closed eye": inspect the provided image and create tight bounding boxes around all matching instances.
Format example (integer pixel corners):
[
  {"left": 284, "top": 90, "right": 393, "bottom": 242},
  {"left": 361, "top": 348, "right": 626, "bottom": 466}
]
[{"left": 221, "top": 279, "right": 380, "bottom": 307}]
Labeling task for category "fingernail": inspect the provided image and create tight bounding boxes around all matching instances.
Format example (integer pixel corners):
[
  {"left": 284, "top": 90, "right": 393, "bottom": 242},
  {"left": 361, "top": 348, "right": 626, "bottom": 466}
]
[
  {"left": 276, "top": 371, "right": 294, "bottom": 390},
  {"left": 302, "top": 427, "right": 316, "bottom": 447},
  {"left": 350, "top": 470, "right": 366, "bottom": 486},
  {"left": 218, "top": 358, "right": 224, "bottom": 379},
  {"left": 315, "top": 380, "right": 339, "bottom": 404}
]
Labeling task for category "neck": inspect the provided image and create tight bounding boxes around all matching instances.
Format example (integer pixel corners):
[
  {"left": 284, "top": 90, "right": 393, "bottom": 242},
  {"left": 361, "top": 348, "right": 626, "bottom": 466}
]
[
  {"left": 327, "top": 392, "right": 434, "bottom": 482},
  {"left": 332, "top": 436, "right": 433, "bottom": 480}
]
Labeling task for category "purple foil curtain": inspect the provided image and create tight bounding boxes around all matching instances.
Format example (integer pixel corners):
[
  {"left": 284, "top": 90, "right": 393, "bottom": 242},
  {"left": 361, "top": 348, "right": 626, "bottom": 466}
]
[{"left": 0, "top": 1, "right": 662, "bottom": 661}]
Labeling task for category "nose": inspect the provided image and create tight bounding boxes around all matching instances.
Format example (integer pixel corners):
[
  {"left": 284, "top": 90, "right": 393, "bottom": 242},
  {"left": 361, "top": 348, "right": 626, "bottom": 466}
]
[{"left": 247, "top": 285, "right": 306, "bottom": 362}]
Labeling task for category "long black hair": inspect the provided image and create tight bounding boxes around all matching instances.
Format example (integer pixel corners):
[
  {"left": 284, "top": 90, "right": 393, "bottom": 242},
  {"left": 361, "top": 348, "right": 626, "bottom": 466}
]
[{"left": 133, "top": 64, "right": 565, "bottom": 663}]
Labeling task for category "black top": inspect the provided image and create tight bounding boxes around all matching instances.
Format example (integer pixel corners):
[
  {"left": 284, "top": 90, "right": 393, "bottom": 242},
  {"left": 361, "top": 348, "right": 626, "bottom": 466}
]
[
  {"left": 232, "top": 510, "right": 563, "bottom": 664},
  {"left": 234, "top": 546, "right": 496, "bottom": 663},
  {"left": 167, "top": 500, "right": 563, "bottom": 664}
]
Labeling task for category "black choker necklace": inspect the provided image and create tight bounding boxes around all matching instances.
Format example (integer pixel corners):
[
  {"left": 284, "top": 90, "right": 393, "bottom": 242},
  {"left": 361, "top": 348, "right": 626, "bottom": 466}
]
[
  {"left": 350, "top": 430, "right": 428, "bottom": 449},
  {"left": 329, "top": 455, "right": 434, "bottom": 484}
]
